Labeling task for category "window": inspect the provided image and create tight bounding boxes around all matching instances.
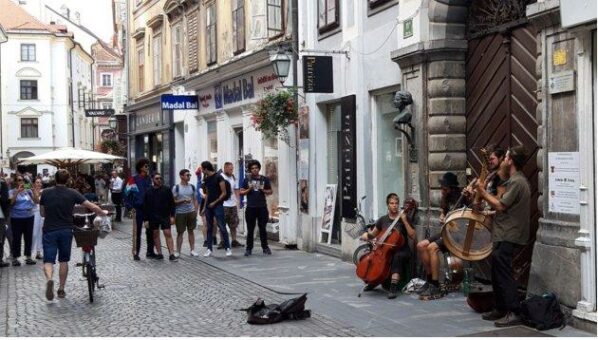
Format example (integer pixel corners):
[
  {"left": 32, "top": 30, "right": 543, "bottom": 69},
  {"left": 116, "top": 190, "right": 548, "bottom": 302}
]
[
  {"left": 267, "top": 0, "right": 283, "bottom": 38},
  {"left": 78, "top": 87, "right": 85, "bottom": 108},
  {"left": 137, "top": 46, "right": 144, "bottom": 92},
  {"left": 152, "top": 34, "right": 162, "bottom": 86},
  {"left": 172, "top": 24, "right": 183, "bottom": 77},
  {"left": 232, "top": 0, "right": 245, "bottom": 53},
  {"left": 20, "top": 44, "right": 36, "bottom": 61},
  {"left": 101, "top": 73, "right": 113, "bottom": 87},
  {"left": 206, "top": 4, "right": 217, "bottom": 65},
  {"left": 20, "top": 80, "right": 38, "bottom": 100},
  {"left": 368, "top": 0, "right": 393, "bottom": 9},
  {"left": 21, "top": 118, "right": 38, "bottom": 138},
  {"left": 101, "top": 102, "right": 113, "bottom": 109},
  {"left": 318, "top": 0, "right": 340, "bottom": 34},
  {"left": 207, "top": 120, "right": 218, "bottom": 165}
]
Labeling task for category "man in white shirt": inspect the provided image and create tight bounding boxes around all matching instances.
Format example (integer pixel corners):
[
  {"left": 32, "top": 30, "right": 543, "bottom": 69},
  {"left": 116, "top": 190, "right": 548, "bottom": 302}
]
[
  {"left": 109, "top": 170, "right": 124, "bottom": 222},
  {"left": 222, "top": 162, "right": 243, "bottom": 248}
]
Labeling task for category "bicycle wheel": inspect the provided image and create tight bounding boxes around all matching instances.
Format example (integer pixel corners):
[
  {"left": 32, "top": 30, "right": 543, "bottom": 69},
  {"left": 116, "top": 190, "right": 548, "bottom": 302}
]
[
  {"left": 86, "top": 262, "right": 95, "bottom": 303},
  {"left": 352, "top": 243, "right": 373, "bottom": 265}
]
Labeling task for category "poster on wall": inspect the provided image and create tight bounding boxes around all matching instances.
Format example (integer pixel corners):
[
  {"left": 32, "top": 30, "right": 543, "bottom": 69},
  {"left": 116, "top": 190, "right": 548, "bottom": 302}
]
[
  {"left": 548, "top": 152, "right": 580, "bottom": 215},
  {"left": 298, "top": 105, "right": 309, "bottom": 212},
  {"left": 320, "top": 184, "right": 337, "bottom": 245}
]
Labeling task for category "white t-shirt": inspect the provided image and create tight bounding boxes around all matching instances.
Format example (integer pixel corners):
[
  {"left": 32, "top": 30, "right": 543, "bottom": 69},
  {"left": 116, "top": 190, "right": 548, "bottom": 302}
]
[{"left": 221, "top": 174, "right": 238, "bottom": 207}]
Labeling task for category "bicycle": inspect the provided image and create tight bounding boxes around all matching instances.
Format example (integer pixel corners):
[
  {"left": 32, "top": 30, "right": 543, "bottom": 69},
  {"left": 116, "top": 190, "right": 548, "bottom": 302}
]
[
  {"left": 72, "top": 204, "right": 113, "bottom": 303},
  {"left": 345, "top": 196, "right": 377, "bottom": 264}
]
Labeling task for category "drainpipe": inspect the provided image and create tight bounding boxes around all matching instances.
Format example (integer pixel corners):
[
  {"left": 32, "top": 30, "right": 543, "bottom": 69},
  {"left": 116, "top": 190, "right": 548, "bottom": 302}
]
[
  {"left": 69, "top": 43, "right": 76, "bottom": 147},
  {"left": 90, "top": 58, "right": 95, "bottom": 151},
  {"left": 0, "top": 35, "right": 6, "bottom": 170}
]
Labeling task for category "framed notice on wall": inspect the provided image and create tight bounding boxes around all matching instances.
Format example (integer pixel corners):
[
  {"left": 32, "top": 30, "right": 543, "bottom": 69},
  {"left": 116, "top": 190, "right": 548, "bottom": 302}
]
[
  {"left": 320, "top": 184, "right": 337, "bottom": 244},
  {"left": 548, "top": 152, "right": 580, "bottom": 215}
]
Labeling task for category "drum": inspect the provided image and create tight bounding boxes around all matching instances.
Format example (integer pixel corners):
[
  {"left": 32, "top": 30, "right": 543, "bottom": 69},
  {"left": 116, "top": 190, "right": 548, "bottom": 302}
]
[{"left": 441, "top": 208, "right": 493, "bottom": 261}]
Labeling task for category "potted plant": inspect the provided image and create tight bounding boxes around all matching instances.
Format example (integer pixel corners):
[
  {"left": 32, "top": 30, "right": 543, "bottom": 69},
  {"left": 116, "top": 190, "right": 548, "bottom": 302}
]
[{"left": 251, "top": 89, "right": 298, "bottom": 143}]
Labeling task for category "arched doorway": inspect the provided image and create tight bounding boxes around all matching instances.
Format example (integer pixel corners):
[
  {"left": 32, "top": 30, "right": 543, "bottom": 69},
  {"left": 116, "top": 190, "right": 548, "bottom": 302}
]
[{"left": 12, "top": 151, "right": 37, "bottom": 175}]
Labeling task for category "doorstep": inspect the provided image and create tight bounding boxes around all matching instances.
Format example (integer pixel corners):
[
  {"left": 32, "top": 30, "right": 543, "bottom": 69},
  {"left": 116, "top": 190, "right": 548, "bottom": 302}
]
[{"left": 315, "top": 243, "right": 342, "bottom": 258}]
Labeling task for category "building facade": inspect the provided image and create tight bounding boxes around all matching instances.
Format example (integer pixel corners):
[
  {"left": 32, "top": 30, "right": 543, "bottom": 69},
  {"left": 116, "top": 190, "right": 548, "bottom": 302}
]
[{"left": 0, "top": 0, "right": 94, "bottom": 175}]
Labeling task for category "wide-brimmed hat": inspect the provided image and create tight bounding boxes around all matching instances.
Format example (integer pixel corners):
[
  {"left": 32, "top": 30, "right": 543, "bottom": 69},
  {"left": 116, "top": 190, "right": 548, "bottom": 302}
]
[{"left": 439, "top": 172, "right": 459, "bottom": 187}]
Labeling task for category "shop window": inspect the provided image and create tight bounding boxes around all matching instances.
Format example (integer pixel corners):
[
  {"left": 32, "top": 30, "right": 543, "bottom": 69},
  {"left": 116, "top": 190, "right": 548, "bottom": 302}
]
[
  {"left": 21, "top": 118, "right": 38, "bottom": 138},
  {"left": 206, "top": 4, "right": 217, "bottom": 65},
  {"left": 267, "top": 0, "right": 283, "bottom": 38},
  {"left": 232, "top": 0, "right": 245, "bottom": 53},
  {"left": 20, "top": 80, "right": 38, "bottom": 100},
  {"left": 207, "top": 120, "right": 218, "bottom": 166},
  {"left": 20, "top": 44, "right": 36, "bottom": 61},
  {"left": 318, "top": 0, "right": 339, "bottom": 35},
  {"left": 152, "top": 34, "right": 162, "bottom": 86},
  {"left": 375, "top": 92, "right": 404, "bottom": 216}
]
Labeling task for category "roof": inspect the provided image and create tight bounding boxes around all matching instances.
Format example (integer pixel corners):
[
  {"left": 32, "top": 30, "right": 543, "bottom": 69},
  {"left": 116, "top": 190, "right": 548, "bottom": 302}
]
[{"left": 0, "top": 0, "right": 68, "bottom": 34}]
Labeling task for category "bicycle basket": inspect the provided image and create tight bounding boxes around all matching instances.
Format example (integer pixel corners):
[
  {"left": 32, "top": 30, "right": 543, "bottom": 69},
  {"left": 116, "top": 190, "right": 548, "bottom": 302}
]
[
  {"left": 345, "top": 222, "right": 365, "bottom": 239},
  {"left": 73, "top": 228, "right": 99, "bottom": 248}
]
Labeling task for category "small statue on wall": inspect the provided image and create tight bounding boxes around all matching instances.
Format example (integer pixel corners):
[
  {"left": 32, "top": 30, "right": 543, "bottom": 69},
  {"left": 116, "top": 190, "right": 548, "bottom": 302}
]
[{"left": 392, "top": 90, "right": 417, "bottom": 162}]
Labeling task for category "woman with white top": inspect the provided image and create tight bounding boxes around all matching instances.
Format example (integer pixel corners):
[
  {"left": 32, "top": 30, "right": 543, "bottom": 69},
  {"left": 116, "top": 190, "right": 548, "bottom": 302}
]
[{"left": 31, "top": 178, "right": 44, "bottom": 260}]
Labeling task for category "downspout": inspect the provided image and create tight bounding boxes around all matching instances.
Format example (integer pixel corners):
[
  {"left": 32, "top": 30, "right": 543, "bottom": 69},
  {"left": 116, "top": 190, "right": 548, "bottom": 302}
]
[
  {"left": 90, "top": 58, "right": 95, "bottom": 151},
  {"left": 69, "top": 43, "right": 76, "bottom": 147},
  {"left": 0, "top": 36, "right": 6, "bottom": 170}
]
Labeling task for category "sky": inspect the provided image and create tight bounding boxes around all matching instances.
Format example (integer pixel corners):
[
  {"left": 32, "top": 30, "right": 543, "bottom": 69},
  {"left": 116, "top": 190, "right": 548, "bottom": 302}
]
[{"left": 44, "top": 0, "right": 114, "bottom": 42}]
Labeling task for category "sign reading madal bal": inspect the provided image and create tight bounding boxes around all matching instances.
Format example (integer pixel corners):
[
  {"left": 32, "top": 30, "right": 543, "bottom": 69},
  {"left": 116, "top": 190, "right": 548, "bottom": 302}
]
[
  {"left": 548, "top": 152, "right": 580, "bottom": 215},
  {"left": 160, "top": 94, "right": 199, "bottom": 110}
]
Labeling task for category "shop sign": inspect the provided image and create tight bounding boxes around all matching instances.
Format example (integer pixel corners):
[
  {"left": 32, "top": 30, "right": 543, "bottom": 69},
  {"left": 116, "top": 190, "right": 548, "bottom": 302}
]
[
  {"left": 548, "top": 152, "right": 580, "bottom": 215},
  {"left": 85, "top": 109, "right": 114, "bottom": 117},
  {"left": 340, "top": 95, "right": 356, "bottom": 219},
  {"left": 160, "top": 94, "right": 199, "bottom": 110},
  {"left": 303, "top": 56, "right": 333, "bottom": 93},
  {"left": 134, "top": 110, "right": 161, "bottom": 131},
  {"left": 403, "top": 18, "right": 413, "bottom": 38}
]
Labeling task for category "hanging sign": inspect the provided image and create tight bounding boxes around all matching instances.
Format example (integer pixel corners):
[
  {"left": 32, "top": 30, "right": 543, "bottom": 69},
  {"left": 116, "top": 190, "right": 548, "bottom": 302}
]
[
  {"left": 85, "top": 109, "right": 114, "bottom": 117},
  {"left": 160, "top": 94, "right": 199, "bottom": 110},
  {"left": 303, "top": 56, "right": 333, "bottom": 93}
]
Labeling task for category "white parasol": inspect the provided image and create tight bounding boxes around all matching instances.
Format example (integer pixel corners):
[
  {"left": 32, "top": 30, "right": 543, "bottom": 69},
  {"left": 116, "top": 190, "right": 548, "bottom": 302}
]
[{"left": 18, "top": 147, "right": 125, "bottom": 168}]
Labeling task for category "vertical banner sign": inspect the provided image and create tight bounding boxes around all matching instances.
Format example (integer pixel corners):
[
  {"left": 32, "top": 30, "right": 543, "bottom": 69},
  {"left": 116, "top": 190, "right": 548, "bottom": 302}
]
[
  {"left": 341, "top": 95, "right": 356, "bottom": 219},
  {"left": 303, "top": 56, "right": 333, "bottom": 93}
]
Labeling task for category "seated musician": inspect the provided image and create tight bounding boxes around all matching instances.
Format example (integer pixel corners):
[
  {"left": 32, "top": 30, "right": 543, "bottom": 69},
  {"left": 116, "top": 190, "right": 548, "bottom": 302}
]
[
  {"left": 360, "top": 193, "right": 415, "bottom": 299},
  {"left": 416, "top": 172, "right": 465, "bottom": 300}
]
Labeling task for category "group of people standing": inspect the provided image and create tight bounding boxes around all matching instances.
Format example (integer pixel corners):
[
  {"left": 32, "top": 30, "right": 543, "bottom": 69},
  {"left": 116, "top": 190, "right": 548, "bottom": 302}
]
[{"left": 124, "top": 157, "right": 274, "bottom": 262}]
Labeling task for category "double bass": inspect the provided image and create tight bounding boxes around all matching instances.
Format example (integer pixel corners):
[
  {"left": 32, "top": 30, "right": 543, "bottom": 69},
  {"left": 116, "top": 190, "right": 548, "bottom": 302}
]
[{"left": 355, "top": 201, "right": 416, "bottom": 289}]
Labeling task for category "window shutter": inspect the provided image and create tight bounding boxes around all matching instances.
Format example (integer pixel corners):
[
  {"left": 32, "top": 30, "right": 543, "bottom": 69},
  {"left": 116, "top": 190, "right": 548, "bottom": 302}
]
[{"left": 187, "top": 11, "right": 199, "bottom": 73}]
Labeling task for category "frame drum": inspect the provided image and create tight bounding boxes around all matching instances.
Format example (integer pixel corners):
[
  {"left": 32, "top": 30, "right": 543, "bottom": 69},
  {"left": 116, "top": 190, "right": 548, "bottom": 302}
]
[{"left": 441, "top": 208, "right": 493, "bottom": 261}]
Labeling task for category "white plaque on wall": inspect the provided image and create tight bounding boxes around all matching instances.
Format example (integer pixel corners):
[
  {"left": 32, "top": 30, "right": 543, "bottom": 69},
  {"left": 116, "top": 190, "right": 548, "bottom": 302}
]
[{"left": 548, "top": 152, "right": 580, "bottom": 215}]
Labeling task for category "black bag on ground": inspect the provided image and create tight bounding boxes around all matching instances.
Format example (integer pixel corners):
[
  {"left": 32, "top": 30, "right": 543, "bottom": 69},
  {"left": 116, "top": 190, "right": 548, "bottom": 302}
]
[
  {"left": 520, "top": 293, "right": 567, "bottom": 331},
  {"left": 241, "top": 294, "right": 311, "bottom": 325}
]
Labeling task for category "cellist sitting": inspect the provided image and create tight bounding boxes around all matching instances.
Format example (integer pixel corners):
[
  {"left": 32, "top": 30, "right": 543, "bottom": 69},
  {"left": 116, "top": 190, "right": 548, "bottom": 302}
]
[{"left": 360, "top": 193, "right": 416, "bottom": 299}]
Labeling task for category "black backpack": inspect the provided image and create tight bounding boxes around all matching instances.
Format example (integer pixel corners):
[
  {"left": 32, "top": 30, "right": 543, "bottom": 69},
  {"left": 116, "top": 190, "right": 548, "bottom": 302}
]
[
  {"left": 520, "top": 293, "right": 567, "bottom": 331},
  {"left": 220, "top": 175, "right": 232, "bottom": 201},
  {"left": 240, "top": 294, "right": 311, "bottom": 325}
]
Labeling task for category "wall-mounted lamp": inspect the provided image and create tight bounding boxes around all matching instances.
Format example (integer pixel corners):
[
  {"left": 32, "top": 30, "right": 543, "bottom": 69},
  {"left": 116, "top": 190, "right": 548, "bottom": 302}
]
[
  {"left": 108, "top": 115, "right": 118, "bottom": 130},
  {"left": 269, "top": 46, "right": 291, "bottom": 84},
  {"left": 392, "top": 91, "right": 417, "bottom": 162}
]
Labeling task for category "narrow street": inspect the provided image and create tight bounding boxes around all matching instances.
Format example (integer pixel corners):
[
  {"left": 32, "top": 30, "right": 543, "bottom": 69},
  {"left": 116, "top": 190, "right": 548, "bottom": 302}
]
[{"left": 0, "top": 220, "right": 592, "bottom": 337}]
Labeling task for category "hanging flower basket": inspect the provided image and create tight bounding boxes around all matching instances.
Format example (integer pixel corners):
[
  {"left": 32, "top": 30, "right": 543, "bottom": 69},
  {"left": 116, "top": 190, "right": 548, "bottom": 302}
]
[
  {"left": 251, "top": 89, "right": 298, "bottom": 143},
  {"left": 97, "top": 140, "right": 125, "bottom": 156}
]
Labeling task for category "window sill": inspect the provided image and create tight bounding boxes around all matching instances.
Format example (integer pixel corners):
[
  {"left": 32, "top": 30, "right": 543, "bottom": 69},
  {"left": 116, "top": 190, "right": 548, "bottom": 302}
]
[
  {"left": 18, "top": 99, "right": 40, "bottom": 102},
  {"left": 18, "top": 137, "right": 41, "bottom": 141},
  {"left": 318, "top": 24, "right": 341, "bottom": 41},
  {"left": 19, "top": 60, "right": 39, "bottom": 63}
]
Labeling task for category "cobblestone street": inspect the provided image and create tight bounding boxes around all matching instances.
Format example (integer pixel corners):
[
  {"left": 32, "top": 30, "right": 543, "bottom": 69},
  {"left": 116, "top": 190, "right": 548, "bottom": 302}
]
[{"left": 0, "top": 225, "right": 363, "bottom": 337}]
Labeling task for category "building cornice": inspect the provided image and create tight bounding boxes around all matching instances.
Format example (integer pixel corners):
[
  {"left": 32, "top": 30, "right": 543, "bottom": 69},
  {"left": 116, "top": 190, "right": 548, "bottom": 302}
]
[{"left": 391, "top": 40, "right": 468, "bottom": 69}]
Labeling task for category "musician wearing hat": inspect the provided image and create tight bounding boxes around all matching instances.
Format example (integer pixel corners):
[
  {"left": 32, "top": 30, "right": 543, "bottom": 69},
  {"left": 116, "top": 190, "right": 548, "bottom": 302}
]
[
  {"left": 474, "top": 146, "right": 530, "bottom": 327},
  {"left": 416, "top": 172, "right": 466, "bottom": 300}
]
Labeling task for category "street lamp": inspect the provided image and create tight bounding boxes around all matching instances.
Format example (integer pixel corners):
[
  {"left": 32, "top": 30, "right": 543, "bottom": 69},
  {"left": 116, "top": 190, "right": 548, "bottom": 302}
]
[
  {"left": 108, "top": 115, "right": 118, "bottom": 130},
  {"left": 270, "top": 48, "right": 291, "bottom": 84}
]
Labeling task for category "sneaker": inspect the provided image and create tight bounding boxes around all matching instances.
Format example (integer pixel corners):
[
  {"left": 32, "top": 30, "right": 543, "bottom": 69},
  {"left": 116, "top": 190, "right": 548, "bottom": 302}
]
[
  {"left": 25, "top": 258, "right": 37, "bottom": 265},
  {"left": 388, "top": 284, "right": 398, "bottom": 299},
  {"left": 190, "top": 250, "right": 199, "bottom": 257},
  {"left": 225, "top": 248, "right": 232, "bottom": 257},
  {"left": 169, "top": 254, "right": 178, "bottom": 262},
  {"left": 418, "top": 284, "right": 445, "bottom": 300},
  {"left": 45, "top": 280, "right": 54, "bottom": 301},
  {"left": 154, "top": 254, "right": 164, "bottom": 260},
  {"left": 494, "top": 312, "right": 523, "bottom": 327},
  {"left": 133, "top": 255, "right": 140, "bottom": 261},
  {"left": 263, "top": 247, "right": 272, "bottom": 255},
  {"left": 231, "top": 240, "right": 244, "bottom": 248},
  {"left": 203, "top": 249, "right": 212, "bottom": 257},
  {"left": 12, "top": 259, "right": 21, "bottom": 267},
  {"left": 217, "top": 242, "right": 225, "bottom": 250},
  {"left": 482, "top": 309, "right": 507, "bottom": 321},
  {"left": 244, "top": 250, "right": 252, "bottom": 257},
  {"left": 0, "top": 261, "right": 9, "bottom": 268},
  {"left": 57, "top": 289, "right": 66, "bottom": 299},
  {"left": 174, "top": 252, "right": 180, "bottom": 258}
]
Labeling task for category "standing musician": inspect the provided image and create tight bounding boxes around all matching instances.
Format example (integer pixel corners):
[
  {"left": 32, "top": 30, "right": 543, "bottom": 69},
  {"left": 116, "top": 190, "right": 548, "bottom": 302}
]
[
  {"left": 471, "top": 146, "right": 530, "bottom": 327},
  {"left": 360, "top": 193, "right": 415, "bottom": 299}
]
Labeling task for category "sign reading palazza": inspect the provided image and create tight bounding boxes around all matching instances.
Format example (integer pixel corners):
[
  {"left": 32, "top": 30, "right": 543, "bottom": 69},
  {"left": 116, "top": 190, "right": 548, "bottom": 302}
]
[{"left": 160, "top": 94, "right": 199, "bottom": 110}]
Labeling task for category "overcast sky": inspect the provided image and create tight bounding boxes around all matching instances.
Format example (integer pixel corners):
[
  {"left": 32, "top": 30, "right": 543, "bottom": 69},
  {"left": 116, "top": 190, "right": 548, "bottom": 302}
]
[{"left": 45, "top": 0, "right": 114, "bottom": 42}]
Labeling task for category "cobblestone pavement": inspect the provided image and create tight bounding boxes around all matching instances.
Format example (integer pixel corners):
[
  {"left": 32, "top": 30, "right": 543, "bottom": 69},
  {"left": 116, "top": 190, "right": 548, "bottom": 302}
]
[{"left": 0, "top": 226, "right": 364, "bottom": 337}]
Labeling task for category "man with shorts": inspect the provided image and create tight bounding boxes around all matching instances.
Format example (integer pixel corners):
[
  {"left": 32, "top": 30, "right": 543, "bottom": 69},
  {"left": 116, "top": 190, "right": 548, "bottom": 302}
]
[
  {"left": 143, "top": 173, "right": 177, "bottom": 261},
  {"left": 40, "top": 169, "right": 108, "bottom": 300},
  {"left": 173, "top": 169, "right": 199, "bottom": 257},
  {"left": 221, "top": 162, "right": 242, "bottom": 248},
  {"left": 416, "top": 172, "right": 464, "bottom": 300}
]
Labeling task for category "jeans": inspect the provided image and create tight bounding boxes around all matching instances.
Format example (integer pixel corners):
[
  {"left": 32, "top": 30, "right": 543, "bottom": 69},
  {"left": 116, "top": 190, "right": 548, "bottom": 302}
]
[
  {"left": 245, "top": 207, "right": 269, "bottom": 251},
  {"left": 135, "top": 208, "right": 155, "bottom": 256},
  {"left": 43, "top": 228, "right": 73, "bottom": 264},
  {"left": 205, "top": 204, "right": 230, "bottom": 251},
  {"left": 491, "top": 241, "right": 520, "bottom": 313},
  {"left": 11, "top": 216, "right": 34, "bottom": 258}
]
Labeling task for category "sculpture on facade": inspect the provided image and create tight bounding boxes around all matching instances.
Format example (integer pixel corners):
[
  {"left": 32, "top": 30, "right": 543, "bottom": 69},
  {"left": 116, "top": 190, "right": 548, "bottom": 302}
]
[{"left": 392, "top": 90, "right": 417, "bottom": 162}]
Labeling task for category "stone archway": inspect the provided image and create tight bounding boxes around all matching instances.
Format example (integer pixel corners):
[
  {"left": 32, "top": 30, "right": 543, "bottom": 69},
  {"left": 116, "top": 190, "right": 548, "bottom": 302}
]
[{"left": 12, "top": 151, "right": 37, "bottom": 175}]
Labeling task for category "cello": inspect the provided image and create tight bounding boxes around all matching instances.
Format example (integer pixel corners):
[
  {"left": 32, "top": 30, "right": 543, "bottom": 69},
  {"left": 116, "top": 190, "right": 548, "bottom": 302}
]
[{"left": 355, "top": 200, "right": 416, "bottom": 292}]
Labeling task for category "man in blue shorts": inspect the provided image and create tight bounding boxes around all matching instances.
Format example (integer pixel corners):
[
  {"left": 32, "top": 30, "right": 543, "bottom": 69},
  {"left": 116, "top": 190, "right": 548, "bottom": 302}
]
[{"left": 40, "top": 169, "right": 108, "bottom": 301}]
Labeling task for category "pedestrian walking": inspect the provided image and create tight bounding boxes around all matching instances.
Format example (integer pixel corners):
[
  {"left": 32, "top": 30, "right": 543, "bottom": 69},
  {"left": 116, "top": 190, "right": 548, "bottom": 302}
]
[
  {"left": 95, "top": 174, "right": 107, "bottom": 203},
  {"left": 9, "top": 174, "right": 40, "bottom": 266},
  {"left": 221, "top": 162, "right": 243, "bottom": 248},
  {"left": 200, "top": 161, "right": 232, "bottom": 257},
  {"left": 125, "top": 158, "right": 157, "bottom": 261},
  {"left": 0, "top": 176, "right": 10, "bottom": 267},
  {"left": 109, "top": 170, "right": 124, "bottom": 222},
  {"left": 239, "top": 160, "right": 272, "bottom": 256},
  {"left": 40, "top": 169, "right": 108, "bottom": 301},
  {"left": 31, "top": 178, "right": 44, "bottom": 260},
  {"left": 173, "top": 169, "right": 199, "bottom": 257},
  {"left": 143, "top": 172, "right": 177, "bottom": 261}
]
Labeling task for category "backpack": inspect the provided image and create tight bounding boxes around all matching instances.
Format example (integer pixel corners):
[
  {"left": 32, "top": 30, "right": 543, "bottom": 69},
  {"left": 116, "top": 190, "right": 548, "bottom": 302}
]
[
  {"left": 520, "top": 293, "right": 567, "bottom": 331},
  {"left": 220, "top": 175, "right": 232, "bottom": 201},
  {"left": 240, "top": 294, "right": 311, "bottom": 325}
]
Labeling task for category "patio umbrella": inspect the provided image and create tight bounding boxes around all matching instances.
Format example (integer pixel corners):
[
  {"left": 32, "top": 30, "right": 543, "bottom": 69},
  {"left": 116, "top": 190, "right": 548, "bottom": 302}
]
[{"left": 18, "top": 147, "right": 125, "bottom": 168}]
